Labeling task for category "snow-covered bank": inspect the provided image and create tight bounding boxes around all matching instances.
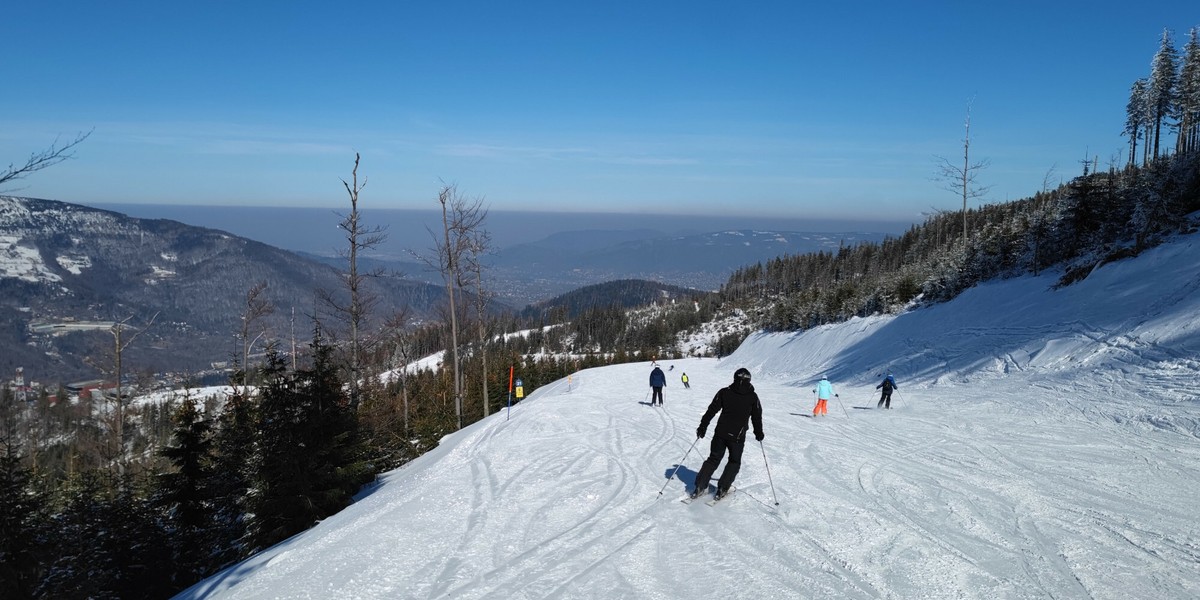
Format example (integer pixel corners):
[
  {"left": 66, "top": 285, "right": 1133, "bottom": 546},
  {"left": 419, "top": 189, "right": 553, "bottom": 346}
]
[
  {"left": 177, "top": 231, "right": 1200, "bottom": 600},
  {"left": 736, "top": 230, "right": 1200, "bottom": 392}
]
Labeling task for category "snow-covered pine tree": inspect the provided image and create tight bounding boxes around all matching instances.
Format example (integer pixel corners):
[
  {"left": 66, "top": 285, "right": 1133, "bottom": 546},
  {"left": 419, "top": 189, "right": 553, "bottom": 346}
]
[
  {"left": 1177, "top": 27, "right": 1200, "bottom": 155},
  {"left": 1147, "top": 28, "right": 1180, "bottom": 159},
  {"left": 1124, "top": 78, "right": 1149, "bottom": 167}
]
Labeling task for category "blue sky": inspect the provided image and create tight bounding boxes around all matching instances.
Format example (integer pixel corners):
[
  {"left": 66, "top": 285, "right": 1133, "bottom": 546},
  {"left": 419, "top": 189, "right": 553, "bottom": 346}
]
[{"left": 3, "top": 1, "right": 1196, "bottom": 223}]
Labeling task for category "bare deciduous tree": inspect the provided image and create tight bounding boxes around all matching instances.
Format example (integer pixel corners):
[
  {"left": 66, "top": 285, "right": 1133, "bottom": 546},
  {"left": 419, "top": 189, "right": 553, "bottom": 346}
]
[
  {"left": 1042, "top": 164, "right": 1059, "bottom": 194},
  {"left": 0, "top": 130, "right": 92, "bottom": 190},
  {"left": 464, "top": 219, "right": 494, "bottom": 418},
  {"left": 319, "top": 153, "right": 386, "bottom": 410},
  {"left": 383, "top": 309, "right": 415, "bottom": 433},
  {"left": 238, "top": 281, "right": 274, "bottom": 399},
  {"left": 107, "top": 312, "right": 158, "bottom": 473},
  {"left": 436, "top": 186, "right": 462, "bottom": 427},
  {"left": 418, "top": 184, "right": 487, "bottom": 429},
  {"left": 935, "top": 100, "right": 991, "bottom": 248}
]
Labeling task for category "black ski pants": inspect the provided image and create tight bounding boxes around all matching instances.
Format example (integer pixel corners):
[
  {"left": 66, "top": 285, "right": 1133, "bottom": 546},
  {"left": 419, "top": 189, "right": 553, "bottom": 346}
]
[
  {"left": 877, "top": 389, "right": 892, "bottom": 409},
  {"left": 694, "top": 434, "right": 745, "bottom": 494},
  {"left": 651, "top": 386, "right": 663, "bottom": 405}
]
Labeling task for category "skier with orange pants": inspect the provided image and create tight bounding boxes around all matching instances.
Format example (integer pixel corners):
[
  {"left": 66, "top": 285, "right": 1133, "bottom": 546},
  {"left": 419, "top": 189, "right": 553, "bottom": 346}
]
[{"left": 812, "top": 375, "right": 837, "bottom": 416}]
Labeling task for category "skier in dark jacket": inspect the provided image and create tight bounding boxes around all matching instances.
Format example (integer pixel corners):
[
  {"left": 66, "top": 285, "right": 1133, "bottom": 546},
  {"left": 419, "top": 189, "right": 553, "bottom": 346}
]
[
  {"left": 649, "top": 366, "right": 666, "bottom": 406},
  {"left": 876, "top": 372, "right": 898, "bottom": 409},
  {"left": 690, "top": 368, "right": 764, "bottom": 500}
]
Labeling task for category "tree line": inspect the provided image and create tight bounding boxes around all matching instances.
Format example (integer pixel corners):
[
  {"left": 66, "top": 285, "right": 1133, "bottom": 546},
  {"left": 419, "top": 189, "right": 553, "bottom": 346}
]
[
  {"left": 721, "top": 151, "right": 1197, "bottom": 332},
  {"left": 0, "top": 331, "right": 368, "bottom": 598},
  {"left": 1124, "top": 27, "right": 1200, "bottom": 164}
]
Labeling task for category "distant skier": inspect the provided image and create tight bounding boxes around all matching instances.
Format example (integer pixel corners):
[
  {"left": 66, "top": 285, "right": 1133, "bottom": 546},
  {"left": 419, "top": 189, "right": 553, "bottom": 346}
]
[
  {"left": 811, "top": 375, "right": 837, "bottom": 417},
  {"left": 690, "top": 368, "right": 764, "bottom": 500},
  {"left": 681, "top": 372, "right": 690, "bottom": 389},
  {"left": 649, "top": 365, "right": 666, "bottom": 406},
  {"left": 876, "top": 372, "right": 898, "bottom": 409}
]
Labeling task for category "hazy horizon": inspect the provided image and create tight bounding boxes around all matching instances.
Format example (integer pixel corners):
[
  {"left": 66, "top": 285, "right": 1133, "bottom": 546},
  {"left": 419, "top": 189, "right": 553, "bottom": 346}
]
[{"left": 91, "top": 201, "right": 915, "bottom": 256}]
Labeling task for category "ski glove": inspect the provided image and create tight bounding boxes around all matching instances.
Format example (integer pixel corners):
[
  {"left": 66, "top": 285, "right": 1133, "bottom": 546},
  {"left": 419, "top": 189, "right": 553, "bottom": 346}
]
[
  {"left": 755, "top": 432, "right": 764, "bottom": 442},
  {"left": 697, "top": 427, "right": 706, "bottom": 439}
]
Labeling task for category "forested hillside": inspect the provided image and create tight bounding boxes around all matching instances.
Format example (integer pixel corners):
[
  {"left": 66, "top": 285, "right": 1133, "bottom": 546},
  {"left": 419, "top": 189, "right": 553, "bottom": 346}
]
[
  {"left": 520, "top": 278, "right": 707, "bottom": 320},
  {"left": 721, "top": 151, "right": 1199, "bottom": 331}
]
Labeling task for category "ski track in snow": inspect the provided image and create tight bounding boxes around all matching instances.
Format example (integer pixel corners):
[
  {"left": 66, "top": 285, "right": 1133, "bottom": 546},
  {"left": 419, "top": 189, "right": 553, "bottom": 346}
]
[{"left": 177, "top": 232, "right": 1200, "bottom": 600}]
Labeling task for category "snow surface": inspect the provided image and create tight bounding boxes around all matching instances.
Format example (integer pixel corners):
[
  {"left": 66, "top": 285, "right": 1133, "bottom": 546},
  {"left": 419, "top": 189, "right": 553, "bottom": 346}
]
[
  {"left": 0, "top": 233, "right": 62, "bottom": 282},
  {"left": 177, "top": 232, "right": 1200, "bottom": 600},
  {"left": 136, "top": 386, "right": 241, "bottom": 408}
]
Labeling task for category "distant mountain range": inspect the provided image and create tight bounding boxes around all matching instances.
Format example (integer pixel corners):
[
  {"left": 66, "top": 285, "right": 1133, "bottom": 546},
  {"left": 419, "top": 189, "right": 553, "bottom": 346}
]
[
  {"left": 2, "top": 196, "right": 891, "bottom": 383},
  {"left": 486, "top": 228, "right": 889, "bottom": 305},
  {"left": 278, "top": 223, "right": 890, "bottom": 307},
  {"left": 92, "top": 202, "right": 898, "bottom": 307},
  {"left": 302, "top": 228, "right": 890, "bottom": 307}
]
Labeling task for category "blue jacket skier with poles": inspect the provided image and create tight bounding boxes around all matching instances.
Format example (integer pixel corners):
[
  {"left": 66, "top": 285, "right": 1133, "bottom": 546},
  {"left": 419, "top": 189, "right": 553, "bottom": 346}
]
[
  {"left": 690, "top": 368, "right": 764, "bottom": 501},
  {"left": 649, "top": 366, "right": 666, "bottom": 406},
  {"left": 876, "top": 373, "right": 898, "bottom": 409}
]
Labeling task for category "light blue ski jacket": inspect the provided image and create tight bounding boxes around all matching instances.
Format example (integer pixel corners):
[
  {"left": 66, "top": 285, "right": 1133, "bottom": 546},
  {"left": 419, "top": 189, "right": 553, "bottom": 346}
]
[{"left": 816, "top": 378, "right": 834, "bottom": 400}]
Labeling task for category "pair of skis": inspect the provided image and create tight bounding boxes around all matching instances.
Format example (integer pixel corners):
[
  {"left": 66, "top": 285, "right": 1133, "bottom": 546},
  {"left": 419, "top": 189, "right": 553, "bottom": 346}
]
[{"left": 681, "top": 486, "right": 734, "bottom": 507}]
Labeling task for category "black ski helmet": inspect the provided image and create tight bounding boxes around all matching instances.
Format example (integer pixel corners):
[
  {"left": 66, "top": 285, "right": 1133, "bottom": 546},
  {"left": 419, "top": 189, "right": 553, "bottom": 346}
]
[{"left": 734, "top": 368, "right": 751, "bottom": 382}]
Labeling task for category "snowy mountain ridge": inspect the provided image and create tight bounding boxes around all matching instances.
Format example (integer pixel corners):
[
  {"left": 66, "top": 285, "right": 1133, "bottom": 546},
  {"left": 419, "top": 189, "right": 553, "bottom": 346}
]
[
  {"left": 0, "top": 196, "right": 139, "bottom": 284},
  {"left": 0, "top": 196, "right": 448, "bottom": 380},
  {"left": 177, "top": 228, "right": 1200, "bottom": 599}
]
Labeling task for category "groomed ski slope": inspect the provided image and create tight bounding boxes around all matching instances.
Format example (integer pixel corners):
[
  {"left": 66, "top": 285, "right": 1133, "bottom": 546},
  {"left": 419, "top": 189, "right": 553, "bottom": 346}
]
[{"left": 177, "top": 231, "right": 1200, "bottom": 600}]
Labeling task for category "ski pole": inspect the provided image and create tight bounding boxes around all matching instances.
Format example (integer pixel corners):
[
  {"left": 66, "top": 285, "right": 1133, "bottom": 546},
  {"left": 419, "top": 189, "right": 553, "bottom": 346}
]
[
  {"left": 759, "top": 440, "right": 779, "bottom": 506},
  {"left": 644, "top": 389, "right": 651, "bottom": 404},
  {"left": 835, "top": 394, "right": 849, "bottom": 418},
  {"left": 657, "top": 437, "right": 701, "bottom": 499}
]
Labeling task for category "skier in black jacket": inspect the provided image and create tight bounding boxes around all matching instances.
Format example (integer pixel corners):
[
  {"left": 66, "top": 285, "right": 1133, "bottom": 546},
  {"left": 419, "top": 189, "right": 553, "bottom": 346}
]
[
  {"left": 691, "top": 367, "right": 764, "bottom": 500},
  {"left": 876, "top": 372, "right": 898, "bottom": 409}
]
